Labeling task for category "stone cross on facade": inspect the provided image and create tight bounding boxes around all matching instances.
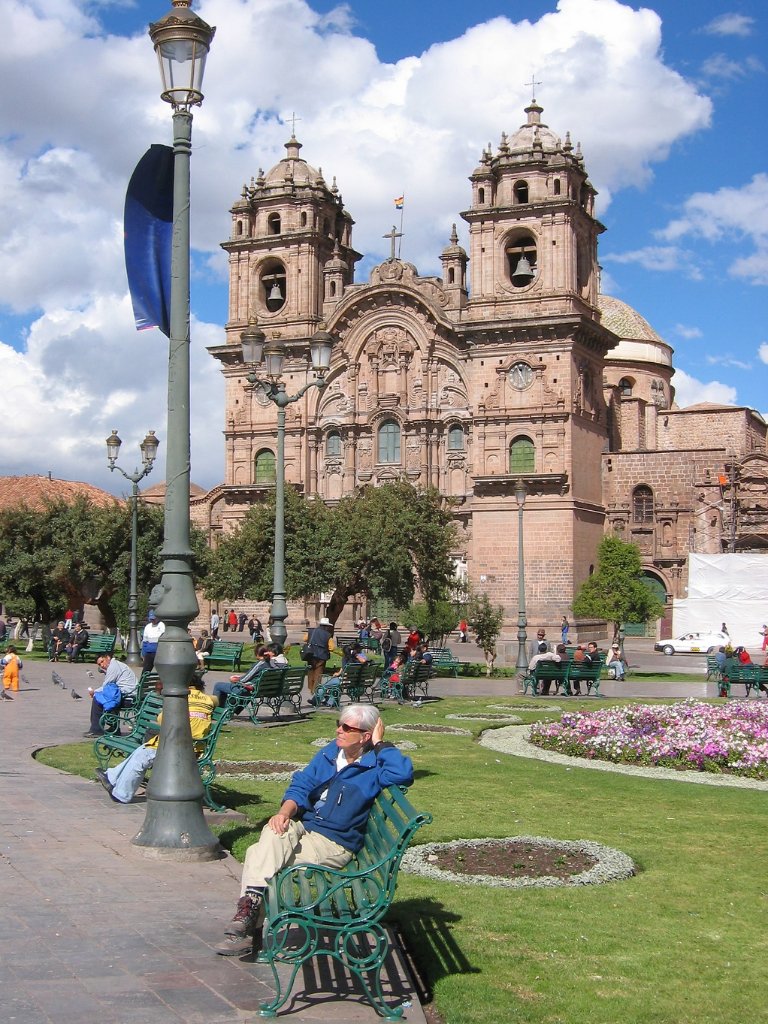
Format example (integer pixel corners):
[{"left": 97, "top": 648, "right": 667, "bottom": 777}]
[
  {"left": 288, "top": 111, "right": 301, "bottom": 136},
  {"left": 383, "top": 225, "right": 402, "bottom": 261}
]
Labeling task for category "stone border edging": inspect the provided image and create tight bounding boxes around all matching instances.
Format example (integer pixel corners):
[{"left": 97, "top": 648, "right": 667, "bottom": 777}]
[
  {"left": 402, "top": 836, "right": 635, "bottom": 889},
  {"left": 479, "top": 725, "right": 768, "bottom": 790}
]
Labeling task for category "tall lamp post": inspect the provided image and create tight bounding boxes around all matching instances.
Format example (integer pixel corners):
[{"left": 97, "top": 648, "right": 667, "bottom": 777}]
[
  {"left": 106, "top": 429, "right": 160, "bottom": 668},
  {"left": 515, "top": 480, "right": 528, "bottom": 672},
  {"left": 240, "top": 322, "right": 334, "bottom": 649},
  {"left": 133, "top": 1, "right": 218, "bottom": 859}
]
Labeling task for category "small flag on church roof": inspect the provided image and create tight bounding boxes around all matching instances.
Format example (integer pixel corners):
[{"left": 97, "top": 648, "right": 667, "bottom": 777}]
[{"left": 394, "top": 196, "right": 404, "bottom": 209}]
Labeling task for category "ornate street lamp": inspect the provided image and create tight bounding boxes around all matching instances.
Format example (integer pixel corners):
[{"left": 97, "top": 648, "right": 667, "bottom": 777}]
[
  {"left": 515, "top": 480, "right": 528, "bottom": 672},
  {"left": 240, "top": 322, "right": 334, "bottom": 649},
  {"left": 132, "top": 1, "right": 218, "bottom": 859},
  {"left": 106, "top": 429, "right": 159, "bottom": 668}
]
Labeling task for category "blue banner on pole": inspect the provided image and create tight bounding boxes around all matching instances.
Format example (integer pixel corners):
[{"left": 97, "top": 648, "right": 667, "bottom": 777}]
[{"left": 124, "top": 145, "right": 173, "bottom": 336}]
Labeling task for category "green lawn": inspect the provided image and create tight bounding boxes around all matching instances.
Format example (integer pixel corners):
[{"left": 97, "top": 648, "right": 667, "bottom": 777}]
[{"left": 36, "top": 695, "right": 768, "bottom": 1024}]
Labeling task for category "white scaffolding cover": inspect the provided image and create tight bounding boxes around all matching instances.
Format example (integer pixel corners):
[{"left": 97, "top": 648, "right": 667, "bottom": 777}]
[{"left": 673, "top": 553, "right": 768, "bottom": 649}]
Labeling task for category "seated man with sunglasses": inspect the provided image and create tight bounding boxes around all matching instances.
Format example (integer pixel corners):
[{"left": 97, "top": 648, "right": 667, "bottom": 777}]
[{"left": 216, "top": 703, "right": 413, "bottom": 955}]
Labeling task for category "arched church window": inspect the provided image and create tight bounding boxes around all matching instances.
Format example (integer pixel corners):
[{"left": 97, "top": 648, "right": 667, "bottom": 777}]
[
  {"left": 267, "top": 213, "right": 281, "bottom": 235},
  {"left": 254, "top": 449, "right": 276, "bottom": 485},
  {"left": 619, "top": 377, "right": 633, "bottom": 397},
  {"left": 478, "top": 187, "right": 485, "bottom": 204},
  {"left": 633, "top": 485, "right": 654, "bottom": 524},
  {"left": 514, "top": 181, "right": 529, "bottom": 204},
  {"left": 300, "top": 211, "right": 307, "bottom": 227},
  {"left": 329, "top": 280, "right": 337, "bottom": 297},
  {"left": 236, "top": 220, "right": 244, "bottom": 236},
  {"left": 509, "top": 436, "right": 534, "bottom": 474},
  {"left": 377, "top": 420, "right": 401, "bottom": 464},
  {"left": 260, "top": 259, "right": 287, "bottom": 312},
  {"left": 505, "top": 234, "right": 537, "bottom": 288},
  {"left": 553, "top": 179, "right": 561, "bottom": 196},
  {"left": 326, "top": 431, "right": 341, "bottom": 457},
  {"left": 447, "top": 425, "right": 465, "bottom": 451},
  {"left": 448, "top": 268, "right": 455, "bottom": 284}
]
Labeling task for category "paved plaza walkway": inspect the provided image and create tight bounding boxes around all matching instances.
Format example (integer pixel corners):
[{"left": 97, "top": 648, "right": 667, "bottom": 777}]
[
  {"left": 0, "top": 639, "right": 724, "bottom": 1023},
  {"left": 0, "top": 660, "right": 424, "bottom": 1024}
]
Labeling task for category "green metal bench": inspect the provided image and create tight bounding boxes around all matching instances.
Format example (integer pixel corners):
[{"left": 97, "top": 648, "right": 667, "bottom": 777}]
[
  {"left": 256, "top": 785, "right": 432, "bottom": 1020},
  {"left": 98, "top": 669, "right": 158, "bottom": 733},
  {"left": 74, "top": 632, "right": 117, "bottom": 662},
  {"left": 315, "top": 662, "right": 369, "bottom": 707},
  {"left": 705, "top": 655, "right": 724, "bottom": 682},
  {"left": 522, "top": 660, "right": 569, "bottom": 696},
  {"left": 226, "top": 666, "right": 307, "bottom": 721},
  {"left": 426, "top": 646, "right": 464, "bottom": 677},
  {"left": 93, "top": 692, "right": 232, "bottom": 811},
  {"left": 399, "top": 660, "right": 432, "bottom": 701},
  {"left": 207, "top": 640, "right": 244, "bottom": 671},
  {"left": 723, "top": 663, "right": 768, "bottom": 698},
  {"left": 566, "top": 657, "right": 605, "bottom": 697}
]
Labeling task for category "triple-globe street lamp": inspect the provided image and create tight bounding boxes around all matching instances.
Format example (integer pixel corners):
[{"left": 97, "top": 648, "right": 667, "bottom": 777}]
[
  {"left": 106, "top": 429, "right": 160, "bottom": 668},
  {"left": 132, "top": 0, "right": 218, "bottom": 859},
  {"left": 239, "top": 323, "right": 334, "bottom": 649}
]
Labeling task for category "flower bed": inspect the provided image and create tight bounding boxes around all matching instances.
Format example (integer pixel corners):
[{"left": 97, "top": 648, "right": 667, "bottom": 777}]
[
  {"left": 529, "top": 700, "right": 768, "bottom": 779},
  {"left": 402, "top": 836, "right": 635, "bottom": 889}
]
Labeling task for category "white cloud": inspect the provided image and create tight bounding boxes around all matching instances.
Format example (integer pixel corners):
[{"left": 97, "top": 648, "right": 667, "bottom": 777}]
[
  {"left": 673, "top": 324, "right": 703, "bottom": 340},
  {"left": 657, "top": 174, "right": 768, "bottom": 285},
  {"left": 671, "top": 368, "right": 738, "bottom": 408},
  {"left": 758, "top": 343, "right": 768, "bottom": 364},
  {"left": 602, "top": 246, "right": 703, "bottom": 279},
  {"left": 702, "top": 13, "right": 755, "bottom": 37},
  {"left": 0, "top": 0, "right": 716, "bottom": 492},
  {"left": 705, "top": 354, "right": 752, "bottom": 371},
  {"left": 0, "top": 296, "right": 224, "bottom": 491},
  {"left": 701, "top": 53, "right": 748, "bottom": 80}
]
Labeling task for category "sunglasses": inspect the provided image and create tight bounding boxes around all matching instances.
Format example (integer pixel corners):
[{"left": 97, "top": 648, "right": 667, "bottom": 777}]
[{"left": 336, "top": 720, "right": 367, "bottom": 733}]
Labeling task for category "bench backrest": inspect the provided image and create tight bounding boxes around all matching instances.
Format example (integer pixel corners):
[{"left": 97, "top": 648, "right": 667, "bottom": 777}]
[
  {"left": 84, "top": 633, "right": 116, "bottom": 652},
  {"left": 401, "top": 661, "right": 432, "bottom": 683},
  {"left": 350, "top": 786, "right": 433, "bottom": 909},
  {"left": 210, "top": 640, "right": 243, "bottom": 655},
  {"left": 126, "top": 691, "right": 164, "bottom": 740},
  {"left": 533, "top": 660, "right": 569, "bottom": 679},
  {"left": 273, "top": 785, "right": 431, "bottom": 923}
]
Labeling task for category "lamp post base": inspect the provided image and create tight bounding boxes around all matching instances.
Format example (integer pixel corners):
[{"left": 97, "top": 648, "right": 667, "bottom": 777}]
[
  {"left": 132, "top": 799, "right": 221, "bottom": 860},
  {"left": 132, "top": 805, "right": 221, "bottom": 861}
]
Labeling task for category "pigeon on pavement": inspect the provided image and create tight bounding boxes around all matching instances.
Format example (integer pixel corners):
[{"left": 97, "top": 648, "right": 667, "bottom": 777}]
[
  {"left": 71, "top": 688, "right": 83, "bottom": 700},
  {"left": 52, "top": 671, "right": 67, "bottom": 689}
]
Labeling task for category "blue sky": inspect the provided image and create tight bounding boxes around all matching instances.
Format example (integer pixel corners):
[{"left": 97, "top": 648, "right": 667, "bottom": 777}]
[{"left": 0, "top": 0, "right": 765, "bottom": 494}]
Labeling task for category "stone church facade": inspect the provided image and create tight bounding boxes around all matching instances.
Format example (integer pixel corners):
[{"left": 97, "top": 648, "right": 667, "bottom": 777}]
[{"left": 193, "top": 100, "right": 767, "bottom": 644}]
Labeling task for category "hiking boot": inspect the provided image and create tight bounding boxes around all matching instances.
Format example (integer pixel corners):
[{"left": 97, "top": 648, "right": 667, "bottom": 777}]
[{"left": 215, "top": 895, "right": 263, "bottom": 956}]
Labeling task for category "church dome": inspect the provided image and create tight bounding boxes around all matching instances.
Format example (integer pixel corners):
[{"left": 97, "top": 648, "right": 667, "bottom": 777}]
[
  {"left": 263, "top": 136, "right": 324, "bottom": 188},
  {"left": 599, "top": 294, "right": 673, "bottom": 367},
  {"left": 506, "top": 99, "right": 562, "bottom": 154}
]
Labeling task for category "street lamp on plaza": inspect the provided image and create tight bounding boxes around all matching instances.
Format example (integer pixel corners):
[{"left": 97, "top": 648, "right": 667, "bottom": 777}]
[
  {"left": 106, "top": 429, "right": 160, "bottom": 668},
  {"left": 240, "top": 322, "right": 334, "bottom": 649},
  {"left": 515, "top": 480, "right": 528, "bottom": 673},
  {"left": 132, "top": 1, "right": 218, "bottom": 859}
]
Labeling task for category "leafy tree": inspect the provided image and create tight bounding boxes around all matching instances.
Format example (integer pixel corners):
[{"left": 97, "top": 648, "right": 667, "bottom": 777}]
[
  {"left": 205, "top": 482, "right": 459, "bottom": 624},
  {"left": 204, "top": 486, "right": 331, "bottom": 604},
  {"left": 405, "top": 600, "right": 458, "bottom": 644},
  {"left": 572, "top": 535, "right": 665, "bottom": 640},
  {"left": 0, "top": 497, "right": 210, "bottom": 628},
  {"left": 468, "top": 592, "right": 504, "bottom": 675}
]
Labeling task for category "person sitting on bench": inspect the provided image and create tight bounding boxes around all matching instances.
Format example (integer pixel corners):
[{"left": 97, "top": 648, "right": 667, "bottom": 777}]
[{"left": 215, "top": 704, "right": 413, "bottom": 956}]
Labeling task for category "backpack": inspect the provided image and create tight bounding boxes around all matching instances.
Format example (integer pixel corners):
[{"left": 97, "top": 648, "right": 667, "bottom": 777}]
[{"left": 382, "top": 632, "right": 393, "bottom": 653}]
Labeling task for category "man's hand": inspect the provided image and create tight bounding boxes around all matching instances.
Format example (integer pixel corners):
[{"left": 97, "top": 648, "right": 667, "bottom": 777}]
[
  {"left": 268, "top": 799, "right": 298, "bottom": 834},
  {"left": 372, "top": 717, "right": 385, "bottom": 745},
  {"left": 268, "top": 813, "right": 291, "bottom": 835}
]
